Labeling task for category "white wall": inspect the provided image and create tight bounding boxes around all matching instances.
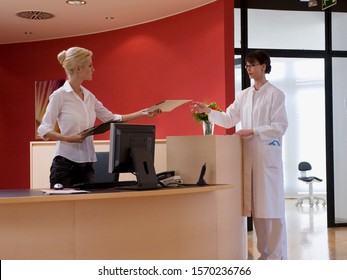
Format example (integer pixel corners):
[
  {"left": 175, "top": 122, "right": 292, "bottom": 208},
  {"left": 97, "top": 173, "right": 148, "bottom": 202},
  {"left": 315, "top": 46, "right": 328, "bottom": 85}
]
[{"left": 30, "top": 140, "right": 167, "bottom": 189}]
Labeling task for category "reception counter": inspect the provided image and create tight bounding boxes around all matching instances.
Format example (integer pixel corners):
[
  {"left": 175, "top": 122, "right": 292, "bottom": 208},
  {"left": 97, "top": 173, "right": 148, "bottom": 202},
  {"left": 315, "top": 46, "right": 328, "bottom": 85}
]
[
  {"left": 166, "top": 135, "right": 247, "bottom": 260},
  {"left": 0, "top": 185, "right": 246, "bottom": 260},
  {"left": 19, "top": 135, "right": 247, "bottom": 260}
]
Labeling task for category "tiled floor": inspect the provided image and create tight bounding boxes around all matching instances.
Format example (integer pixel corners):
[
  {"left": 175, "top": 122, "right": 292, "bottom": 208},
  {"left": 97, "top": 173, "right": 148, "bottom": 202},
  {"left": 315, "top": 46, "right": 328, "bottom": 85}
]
[{"left": 248, "top": 198, "right": 347, "bottom": 260}]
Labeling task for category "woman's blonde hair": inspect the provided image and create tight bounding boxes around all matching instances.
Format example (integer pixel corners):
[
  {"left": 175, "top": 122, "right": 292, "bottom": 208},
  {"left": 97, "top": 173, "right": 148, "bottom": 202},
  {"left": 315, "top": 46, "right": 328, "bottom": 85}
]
[{"left": 57, "top": 47, "right": 93, "bottom": 77}]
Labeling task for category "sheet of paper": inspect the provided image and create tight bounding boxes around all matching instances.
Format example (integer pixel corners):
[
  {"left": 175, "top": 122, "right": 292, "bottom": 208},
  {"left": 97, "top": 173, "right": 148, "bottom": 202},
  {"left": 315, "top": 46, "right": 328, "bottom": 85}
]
[
  {"left": 41, "top": 189, "right": 90, "bottom": 195},
  {"left": 145, "top": 100, "right": 191, "bottom": 112}
]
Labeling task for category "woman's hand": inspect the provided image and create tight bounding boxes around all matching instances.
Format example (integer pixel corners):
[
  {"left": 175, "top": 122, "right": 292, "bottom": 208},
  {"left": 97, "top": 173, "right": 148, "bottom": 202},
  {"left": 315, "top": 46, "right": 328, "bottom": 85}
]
[
  {"left": 63, "top": 133, "right": 89, "bottom": 143},
  {"left": 146, "top": 108, "right": 162, "bottom": 118}
]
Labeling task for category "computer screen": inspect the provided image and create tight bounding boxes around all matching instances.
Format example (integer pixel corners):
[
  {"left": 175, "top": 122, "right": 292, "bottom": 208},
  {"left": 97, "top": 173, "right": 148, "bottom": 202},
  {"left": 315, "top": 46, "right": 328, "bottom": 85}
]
[{"left": 108, "top": 123, "right": 159, "bottom": 189}]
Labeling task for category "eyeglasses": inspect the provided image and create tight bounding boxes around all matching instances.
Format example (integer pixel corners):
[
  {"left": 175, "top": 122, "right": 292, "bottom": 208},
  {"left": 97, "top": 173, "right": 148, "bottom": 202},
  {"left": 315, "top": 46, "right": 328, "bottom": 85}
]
[{"left": 244, "top": 63, "right": 260, "bottom": 69}]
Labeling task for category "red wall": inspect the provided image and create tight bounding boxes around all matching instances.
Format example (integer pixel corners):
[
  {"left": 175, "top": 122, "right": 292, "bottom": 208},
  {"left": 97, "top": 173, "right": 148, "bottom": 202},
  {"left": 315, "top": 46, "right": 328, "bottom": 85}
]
[{"left": 0, "top": 0, "right": 234, "bottom": 189}]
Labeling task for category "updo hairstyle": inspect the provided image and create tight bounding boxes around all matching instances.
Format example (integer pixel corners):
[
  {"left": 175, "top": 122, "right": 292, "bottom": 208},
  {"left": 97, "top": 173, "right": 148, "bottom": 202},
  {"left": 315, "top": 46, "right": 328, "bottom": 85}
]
[{"left": 57, "top": 47, "right": 93, "bottom": 77}]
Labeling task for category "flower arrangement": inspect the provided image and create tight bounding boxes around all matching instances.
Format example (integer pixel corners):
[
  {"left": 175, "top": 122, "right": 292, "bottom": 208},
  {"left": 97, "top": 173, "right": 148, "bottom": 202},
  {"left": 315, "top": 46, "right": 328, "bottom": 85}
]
[{"left": 192, "top": 102, "right": 222, "bottom": 124}]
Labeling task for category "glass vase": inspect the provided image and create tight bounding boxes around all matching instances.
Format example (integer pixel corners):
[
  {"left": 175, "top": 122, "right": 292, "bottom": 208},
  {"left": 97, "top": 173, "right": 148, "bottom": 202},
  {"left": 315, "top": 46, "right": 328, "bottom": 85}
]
[{"left": 202, "top": 121, "right": 214, "bottom": 135}]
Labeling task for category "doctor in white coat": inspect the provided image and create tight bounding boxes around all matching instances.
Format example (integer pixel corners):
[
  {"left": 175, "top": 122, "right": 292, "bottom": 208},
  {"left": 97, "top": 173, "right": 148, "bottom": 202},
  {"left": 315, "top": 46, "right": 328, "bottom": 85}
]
[{"left": 192, "top": 50, "right": 288, "bottom": 260}]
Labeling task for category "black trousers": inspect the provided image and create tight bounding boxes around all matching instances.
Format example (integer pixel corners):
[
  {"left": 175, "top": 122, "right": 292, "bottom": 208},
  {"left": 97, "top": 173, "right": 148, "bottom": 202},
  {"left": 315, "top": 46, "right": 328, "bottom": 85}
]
[{"left": 49, "top": 156, "right": 94, "bottom": 188}]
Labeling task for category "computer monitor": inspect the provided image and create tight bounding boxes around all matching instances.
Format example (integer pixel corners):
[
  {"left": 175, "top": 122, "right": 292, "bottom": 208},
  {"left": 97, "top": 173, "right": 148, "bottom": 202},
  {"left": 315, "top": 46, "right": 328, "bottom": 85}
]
[{"left": 108, "top": 123, "right": 159, "bottom": 190}]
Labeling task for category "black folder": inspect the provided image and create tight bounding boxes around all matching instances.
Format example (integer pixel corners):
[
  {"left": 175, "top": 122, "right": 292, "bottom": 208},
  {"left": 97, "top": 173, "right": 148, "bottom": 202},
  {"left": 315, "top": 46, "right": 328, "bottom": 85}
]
[{"left": 80, "top": 119, "right": 121, "bottom": 136}]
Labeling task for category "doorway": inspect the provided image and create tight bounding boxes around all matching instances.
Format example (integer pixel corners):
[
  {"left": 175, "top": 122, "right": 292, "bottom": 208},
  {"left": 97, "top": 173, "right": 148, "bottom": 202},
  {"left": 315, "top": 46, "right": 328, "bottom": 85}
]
[{"left": 234, "top": 0, "right": 347, "bottom": 227}]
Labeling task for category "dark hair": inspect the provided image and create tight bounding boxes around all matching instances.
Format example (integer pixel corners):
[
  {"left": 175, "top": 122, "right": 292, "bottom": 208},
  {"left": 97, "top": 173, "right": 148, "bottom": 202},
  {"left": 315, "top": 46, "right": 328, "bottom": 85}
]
[{"left": 245, "top": 50, "right": 271, "bottom": 74}]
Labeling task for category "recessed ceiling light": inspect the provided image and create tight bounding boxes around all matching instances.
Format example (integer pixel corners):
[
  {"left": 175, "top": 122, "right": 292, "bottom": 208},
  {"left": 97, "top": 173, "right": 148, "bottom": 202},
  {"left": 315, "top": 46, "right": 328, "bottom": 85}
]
[
  {"left": 105, "top": 17, "right": 114, "bottom": 20},
  {"left": 66, "top": 0, "right": 87, "bottom": 5},
  {"left": 24, "top": 32, "right": 33, "bottom": 35}
]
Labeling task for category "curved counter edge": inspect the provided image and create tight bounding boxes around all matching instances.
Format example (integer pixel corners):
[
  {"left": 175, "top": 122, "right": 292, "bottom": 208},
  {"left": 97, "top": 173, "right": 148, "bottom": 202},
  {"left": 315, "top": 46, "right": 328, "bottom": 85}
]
[{"left": 0, "top": 184, "right": 231, "bottom": 204}]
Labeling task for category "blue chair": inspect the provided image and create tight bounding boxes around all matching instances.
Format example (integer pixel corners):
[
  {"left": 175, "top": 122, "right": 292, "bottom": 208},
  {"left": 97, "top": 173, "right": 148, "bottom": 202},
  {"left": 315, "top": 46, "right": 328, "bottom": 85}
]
[{"left": 295, "top": 161, "right": 326, "bottom": 207}]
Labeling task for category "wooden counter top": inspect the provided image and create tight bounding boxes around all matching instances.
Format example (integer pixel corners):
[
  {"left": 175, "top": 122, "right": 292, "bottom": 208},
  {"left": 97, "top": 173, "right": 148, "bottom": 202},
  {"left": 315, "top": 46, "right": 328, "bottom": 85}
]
[{"left": 0, "top": 184, "right": 232, "bottom": 204}]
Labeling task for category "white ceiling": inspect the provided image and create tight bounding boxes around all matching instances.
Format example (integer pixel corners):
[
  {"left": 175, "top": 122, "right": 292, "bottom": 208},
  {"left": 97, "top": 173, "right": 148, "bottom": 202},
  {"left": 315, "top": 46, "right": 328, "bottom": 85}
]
[{"left": 0, "top": 0, "right": 216, "bottom": 45}]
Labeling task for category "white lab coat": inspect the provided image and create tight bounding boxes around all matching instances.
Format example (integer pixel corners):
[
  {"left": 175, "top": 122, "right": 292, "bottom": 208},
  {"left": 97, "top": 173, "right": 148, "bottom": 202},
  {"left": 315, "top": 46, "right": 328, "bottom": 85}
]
[{"left": 209, "top": 81, "right": 288, "bottom": 218}]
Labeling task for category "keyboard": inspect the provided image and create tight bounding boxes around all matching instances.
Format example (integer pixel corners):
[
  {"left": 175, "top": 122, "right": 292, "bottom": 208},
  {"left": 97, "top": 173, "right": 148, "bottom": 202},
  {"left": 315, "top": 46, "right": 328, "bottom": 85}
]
[{"left": 71, "top": 180, "right": 138, "bottom": 190}]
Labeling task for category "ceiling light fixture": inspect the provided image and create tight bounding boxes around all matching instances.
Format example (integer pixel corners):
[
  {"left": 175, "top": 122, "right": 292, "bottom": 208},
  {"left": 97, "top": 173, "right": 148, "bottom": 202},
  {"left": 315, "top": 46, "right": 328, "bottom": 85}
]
[
  {"left": 300, "top": 0, "right": 319, "bottom": 7},
  {"left": 308, "top": 0, "right": 318, "bottom": 7},
  {"left": 66, "top": 0, "right": 87, "bottom": 5}
]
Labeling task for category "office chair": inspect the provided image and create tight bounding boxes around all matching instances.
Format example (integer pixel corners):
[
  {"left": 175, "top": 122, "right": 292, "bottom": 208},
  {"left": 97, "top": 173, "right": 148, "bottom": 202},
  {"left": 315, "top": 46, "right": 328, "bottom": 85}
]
[
  {"left": 295, "top": 161, "right": 326, "bottom": 207},
  {"left": 94, "top": 152, "right": 117, "bottom": 182}
]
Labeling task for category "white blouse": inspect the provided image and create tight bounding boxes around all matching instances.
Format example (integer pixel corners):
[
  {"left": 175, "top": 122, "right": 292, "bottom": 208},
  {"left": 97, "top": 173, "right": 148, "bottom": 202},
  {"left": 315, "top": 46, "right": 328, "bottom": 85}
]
[{"left": 37, "top": 81, "right": 122, "bottom": 163}]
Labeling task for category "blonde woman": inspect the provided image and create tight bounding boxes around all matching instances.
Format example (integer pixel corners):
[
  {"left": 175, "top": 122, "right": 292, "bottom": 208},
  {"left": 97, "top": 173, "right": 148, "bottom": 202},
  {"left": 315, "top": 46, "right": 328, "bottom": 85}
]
[{"left": 37, "top": 47, "right": 160, "bottom": 188}]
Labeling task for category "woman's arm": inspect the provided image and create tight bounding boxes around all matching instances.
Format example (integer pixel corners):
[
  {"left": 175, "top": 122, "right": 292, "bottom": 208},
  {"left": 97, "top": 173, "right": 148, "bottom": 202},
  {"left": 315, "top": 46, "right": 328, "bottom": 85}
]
[
  {"left": 43, "top": 130, "right": 89, "bottom": 143},
  {"left": 121, "top": 109, "right": 161, "bottom": 122}
]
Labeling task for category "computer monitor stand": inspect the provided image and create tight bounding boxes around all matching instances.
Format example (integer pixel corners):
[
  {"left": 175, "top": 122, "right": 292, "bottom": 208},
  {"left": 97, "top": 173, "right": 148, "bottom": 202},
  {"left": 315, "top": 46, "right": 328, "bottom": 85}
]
[{"left": 131, "top": 147, "right": 160, "bottom": 190}]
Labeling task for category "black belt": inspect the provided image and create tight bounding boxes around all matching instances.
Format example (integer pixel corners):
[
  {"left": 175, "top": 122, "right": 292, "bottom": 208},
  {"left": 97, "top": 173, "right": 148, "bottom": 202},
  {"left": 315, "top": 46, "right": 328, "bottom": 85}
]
[{"left": 55, "top": 155, "right": 93, "bottom": 168}]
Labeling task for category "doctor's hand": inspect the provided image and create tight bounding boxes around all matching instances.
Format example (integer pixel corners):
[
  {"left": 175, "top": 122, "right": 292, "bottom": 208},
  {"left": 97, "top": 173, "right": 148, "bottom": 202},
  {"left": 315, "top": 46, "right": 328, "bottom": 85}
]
[
  {"left": 191, "top": 101, "right": 211, "bottom": 114},
  {"left": 236, "top": 129, "right": 254, "bottom": 137}
]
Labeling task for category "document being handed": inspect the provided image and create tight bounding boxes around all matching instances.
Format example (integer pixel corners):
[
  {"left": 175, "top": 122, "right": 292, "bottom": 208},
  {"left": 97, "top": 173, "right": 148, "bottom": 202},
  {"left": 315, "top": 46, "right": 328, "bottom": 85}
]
[
  {"left": 80, "top": 100, "right": 190, "bottom": 137},
  {"left": 144, "top": 100, "right": 191, "bottom": 113}
]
